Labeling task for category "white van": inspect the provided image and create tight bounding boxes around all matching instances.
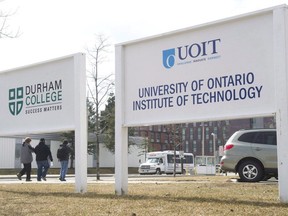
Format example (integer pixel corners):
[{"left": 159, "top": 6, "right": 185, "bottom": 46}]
[{"left": 138, "top": 150, "right": 194, "bottom": 175}]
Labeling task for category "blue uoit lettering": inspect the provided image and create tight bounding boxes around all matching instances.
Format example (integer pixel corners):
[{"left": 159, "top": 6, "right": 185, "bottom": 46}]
[{"left": 162, "top": 38, "right": 221, "bottom": 69}]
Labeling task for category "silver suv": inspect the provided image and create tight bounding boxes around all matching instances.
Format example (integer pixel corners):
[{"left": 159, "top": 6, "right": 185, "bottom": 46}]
[{"left": 220, "top": 129, "right": 277, "bottom": 182}]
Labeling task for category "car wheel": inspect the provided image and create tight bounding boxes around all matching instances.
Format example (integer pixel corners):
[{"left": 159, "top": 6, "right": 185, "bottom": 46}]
[
  {"left": 238, "top": 160, "right": 264, "bottom": 182},
  {"left": 155, "top": 168, "right": 162, "bottom": 175}
]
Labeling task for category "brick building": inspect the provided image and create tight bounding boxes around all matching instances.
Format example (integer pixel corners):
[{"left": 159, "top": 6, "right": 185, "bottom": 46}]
[{"left": 133, "top": 116, "right": 276, "bottom": 157}]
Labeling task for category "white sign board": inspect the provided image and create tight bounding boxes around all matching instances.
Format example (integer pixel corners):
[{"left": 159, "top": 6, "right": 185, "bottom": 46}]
[
  {"left": 122, "top": 11, "right": 274, "bottom": 126},
  {"left": 116, "top": 5, "right": 288, "bottom": 203},
  {"left": 0, "top": 56, "right": 76, "bottom": 135},
  {"left": 0, "top": 53, "right": 87, "bottom": 193}
]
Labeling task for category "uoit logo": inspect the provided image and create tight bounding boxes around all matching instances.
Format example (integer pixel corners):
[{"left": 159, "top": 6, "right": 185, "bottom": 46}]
[
  {"left": 162, "top": 49, "right": 175, "bottom": 69},
  {"left": 162, "top": 38, "right": 221, "bottom": 69},
  {"left": 9, "top": 87, "right": 24, "bottom": 116}
]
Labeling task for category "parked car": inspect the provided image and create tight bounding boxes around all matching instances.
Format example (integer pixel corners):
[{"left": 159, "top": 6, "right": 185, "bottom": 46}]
[{"left": 220, "top": 129, "right": 277, "bottom": 182}]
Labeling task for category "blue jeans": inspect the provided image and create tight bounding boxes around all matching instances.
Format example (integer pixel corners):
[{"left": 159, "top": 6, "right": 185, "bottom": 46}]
[
  {"left": 60, "top": 160, "right": 69, "bottom": 180},
  {"left": 36, "top": 160, "right": 49, "bottom": 181}
]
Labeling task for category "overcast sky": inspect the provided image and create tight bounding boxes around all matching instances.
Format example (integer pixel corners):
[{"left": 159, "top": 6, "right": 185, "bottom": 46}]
[{"left": 0, "top": 0, "right": 288, "bottom": 72}]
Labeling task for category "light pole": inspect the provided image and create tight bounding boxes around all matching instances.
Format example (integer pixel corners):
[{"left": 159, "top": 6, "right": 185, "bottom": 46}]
[
  {"left": 201, "top": 123, "right": 205, "bottom": 156},
  {"left": 211, "top": 133, "right": 216, "bottom": 161}
]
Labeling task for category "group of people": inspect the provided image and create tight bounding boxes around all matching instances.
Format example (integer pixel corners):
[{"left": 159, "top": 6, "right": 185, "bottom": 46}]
[{"left": 17, "top": 137, "right": 71, "bottom": 182}]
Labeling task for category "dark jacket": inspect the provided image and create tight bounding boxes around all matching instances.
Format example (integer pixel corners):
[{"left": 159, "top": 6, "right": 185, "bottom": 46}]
[
  {"left": 34, "top": 141, "right": 53, "bottom": 162},
  {"left": 57, "top": 144, "right": 71, "bottom": 161}
]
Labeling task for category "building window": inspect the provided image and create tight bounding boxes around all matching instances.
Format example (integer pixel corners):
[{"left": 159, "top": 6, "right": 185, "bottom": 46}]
[
  {"left": 156, "top": 133, "right": 160, "bottom": 143},
  {"left": 185, "top": 141, "right": 189, "bottom": 152},
  {"left": 190, "top": 128, "right": 194, "bottom": 140},
  {"left": 182, "top": 128, "right": 186, "bottom": 135},
  {"left": 193, "top": 140, "right": 197, "bottom": 153},
  {"left": 197, "top": 128, "right": 201, "bottom": 139},
  {"left": 205, "top": 127, "right": 209, "bottom": 139},
  {"left": 214, "top": 127, "right": 217, "bottom": 134},
  {"left": 150, "top": 132, "right": 154, "bottom": 142},
  {"left": 217, "top": 140, "right": 222, "bottom": 146},
  {"left": 209, "top": 140, "right": 213, "bottom": 153},
  {"left": 190, "top": 134, "right": 193, "bottom": 140},
  {"left": 182, "top": 128, "right": 186, "bottom": 141},
  {"left": 164, "top": 133, "right": 168, "bottom": 144},
  {"left": 222, "top": 127, "right": 226, "bottom": 140}
]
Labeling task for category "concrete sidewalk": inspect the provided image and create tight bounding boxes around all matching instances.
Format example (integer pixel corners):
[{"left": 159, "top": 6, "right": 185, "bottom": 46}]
[{"left": 0, "top": 174, "right": 115, "bottom": 184}]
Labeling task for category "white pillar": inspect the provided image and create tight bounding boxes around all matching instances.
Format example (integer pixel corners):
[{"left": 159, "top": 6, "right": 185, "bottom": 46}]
[
  {"left": 115, "top": 45, "right": 128, "bottom": 195},
  {"left": 74, "top": 53, "right": 87, "bottom": 193},
  {"left": 273, "top": 7, "right": 288, "bottom": 203},
  {"left": 115, "top": 126, "right": 128, "bottom": 195}
]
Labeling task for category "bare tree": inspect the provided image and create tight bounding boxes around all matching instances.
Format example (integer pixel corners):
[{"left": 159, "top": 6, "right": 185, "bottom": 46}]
[
  {"left": 164, "top": 124, "right": 183, "bottom": 177},
  {"left": 137, "top": 126, "right": 154, "bottom": 162},
  {"left": 86, "top": 34, "right": 114, "bottom": 180},
  {"left": 0, "top": 9, "right": 20, "bottom": 38}
]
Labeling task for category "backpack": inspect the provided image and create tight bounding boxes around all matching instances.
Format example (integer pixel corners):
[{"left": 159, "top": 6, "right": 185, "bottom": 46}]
[{"left": 57, "top": 147, "right": 65, "bottom": 160}]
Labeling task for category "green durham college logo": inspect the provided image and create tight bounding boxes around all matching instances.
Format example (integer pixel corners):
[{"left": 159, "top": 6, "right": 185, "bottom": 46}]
[
  {"left": 9, "top": 87, "right": 24, "bottom": 115},
  {"left": 8, "top": 80, "right": 63, "bottom": 116}
]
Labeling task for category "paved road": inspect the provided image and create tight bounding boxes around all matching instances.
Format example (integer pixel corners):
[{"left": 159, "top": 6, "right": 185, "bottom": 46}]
[
  {"left": 0, "top": 173, "right": 227, "bottom": 184},
  {"left": 0, "top": 173, "right": 185, "bottom": 184},
  {"left": 0, "top": 173, "right": 278, "bottom": 184},
  {"left": 0, "top": 174, "right": 116, "bottom": 184}
]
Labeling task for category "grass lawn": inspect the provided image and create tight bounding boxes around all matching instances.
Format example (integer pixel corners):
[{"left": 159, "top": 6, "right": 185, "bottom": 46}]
[{"left": 0, "top": 175, "right": 287, "bottom": 216}]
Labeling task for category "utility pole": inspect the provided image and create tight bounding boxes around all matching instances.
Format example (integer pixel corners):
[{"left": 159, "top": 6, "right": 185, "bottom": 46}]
[
  {"left": 211, "top": 133, "right": 217, "bottom": 163},
  {"left": 201, "top": 122, "right": 205, "bottom": 156}
]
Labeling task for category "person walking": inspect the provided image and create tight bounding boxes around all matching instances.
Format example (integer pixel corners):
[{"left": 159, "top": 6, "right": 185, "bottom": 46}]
[
  {"left": 17, "top": 137, "right": 34, "bottom": 182},
  {"left": 34, "top": 138, "right": 53, "bottom": 181},
  {"left": 57, "top": 140, "right": 71, "bottom": 181}
]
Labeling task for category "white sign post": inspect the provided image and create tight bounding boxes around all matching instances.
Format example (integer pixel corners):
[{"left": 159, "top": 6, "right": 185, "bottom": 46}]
[
  {"left": 273, "top": 7, "right": 288, "bottom": 203},
  {"left": 73, "top": 54, "right": 88, "bottom": 193},
  {"left": 116, "top": 5, "right": 288, "bottom": 202},
  {"left": 0, "top": 53, "right": 87, "bottom": 193}
]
